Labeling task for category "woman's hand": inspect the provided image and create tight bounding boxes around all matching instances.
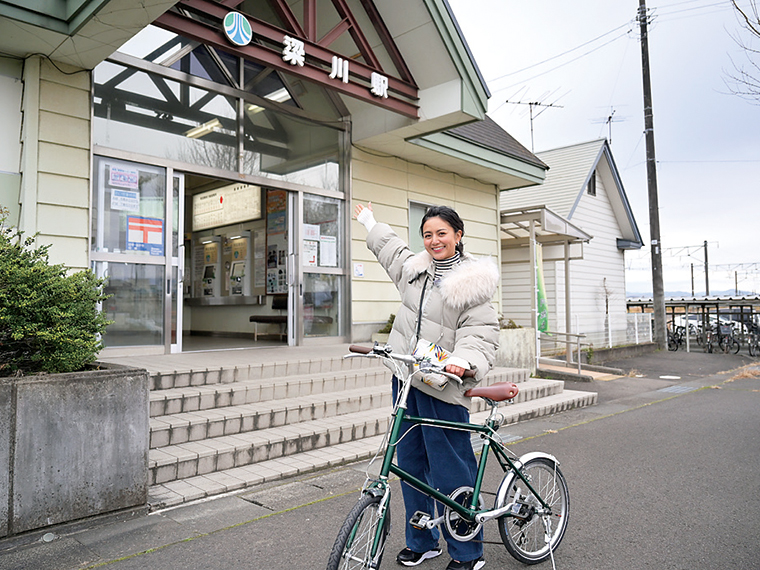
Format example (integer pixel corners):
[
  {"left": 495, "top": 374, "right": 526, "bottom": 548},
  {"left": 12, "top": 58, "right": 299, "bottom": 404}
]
[
  {"left": 354, "top": 202, "right": 372, "bottom": 219},
  {"left": 354, "top": 202, "right": 376, "bottom": 232},
  {"left": 445, "top": 363, "right": 465, "bottom": 377}
]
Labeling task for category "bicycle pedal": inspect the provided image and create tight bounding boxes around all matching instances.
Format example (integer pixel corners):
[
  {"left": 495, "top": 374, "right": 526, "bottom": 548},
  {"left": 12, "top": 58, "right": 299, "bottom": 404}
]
[{"left": 409, "top": 511, "right": 432, "bottom": 530}]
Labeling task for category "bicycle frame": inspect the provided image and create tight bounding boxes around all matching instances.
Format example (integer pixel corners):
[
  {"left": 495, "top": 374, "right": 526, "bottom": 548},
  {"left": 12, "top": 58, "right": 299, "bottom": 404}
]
[
  {"left": 330, "top": 346, "right": 569, "bottom": 570},
  {"left": 358, "top": 359, "right": 552, "bottom": 560}
]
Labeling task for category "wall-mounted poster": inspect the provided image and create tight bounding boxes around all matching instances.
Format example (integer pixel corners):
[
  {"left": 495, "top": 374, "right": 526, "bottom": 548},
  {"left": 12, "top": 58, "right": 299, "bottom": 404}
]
[{"left": 266, "top": 189, "right": 288, "bottom": 294}]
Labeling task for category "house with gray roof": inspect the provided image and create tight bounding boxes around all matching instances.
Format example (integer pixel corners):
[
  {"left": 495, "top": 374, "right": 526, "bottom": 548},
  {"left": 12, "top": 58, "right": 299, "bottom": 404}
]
[{"left": 500, "top": 138, "right": 643, "bottom": 349}]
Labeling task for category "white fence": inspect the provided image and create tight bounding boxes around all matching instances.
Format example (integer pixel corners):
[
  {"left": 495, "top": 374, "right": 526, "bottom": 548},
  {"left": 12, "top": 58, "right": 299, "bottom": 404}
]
[{"left": 539, "top": 313, "right": 653, "bottom": 356}]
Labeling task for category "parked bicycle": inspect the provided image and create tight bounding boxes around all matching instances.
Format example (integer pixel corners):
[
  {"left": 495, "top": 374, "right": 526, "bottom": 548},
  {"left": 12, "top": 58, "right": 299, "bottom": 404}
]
[
  {"left": 717, "top": 324, "right": 740, "bottom": 354},
  {"left": 667, "top": 325, "right": 686, "bottom": 352},
  {"left": 747, "top": 330, "right": 760, "bottom": 357},
  {"left": 326, "top": 344, "right": 569, "bottom": 570}
]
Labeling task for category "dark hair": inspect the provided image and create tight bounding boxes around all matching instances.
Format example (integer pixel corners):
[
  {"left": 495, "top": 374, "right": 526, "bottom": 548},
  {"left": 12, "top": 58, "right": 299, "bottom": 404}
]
[{"left": 420, "top": 205, "right": 465, "bottom": 254}]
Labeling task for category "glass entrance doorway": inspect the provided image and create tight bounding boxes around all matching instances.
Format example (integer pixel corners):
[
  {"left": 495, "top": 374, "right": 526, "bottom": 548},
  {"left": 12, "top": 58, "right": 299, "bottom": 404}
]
[
  {"left": 91, "top": 156, "right": 183, "bottom": 353},
  {"left": 92, "top": 158, "right": 349, "bottom": 354}
]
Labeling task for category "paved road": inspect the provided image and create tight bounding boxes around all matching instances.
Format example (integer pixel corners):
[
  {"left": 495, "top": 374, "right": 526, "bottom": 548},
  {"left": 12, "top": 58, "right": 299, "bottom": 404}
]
[{"left": 2, "top": 350, "right": 758, "bottom": 570}]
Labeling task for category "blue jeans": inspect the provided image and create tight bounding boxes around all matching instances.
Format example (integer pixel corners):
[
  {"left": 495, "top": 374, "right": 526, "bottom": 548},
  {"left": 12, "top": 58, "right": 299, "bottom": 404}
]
[{"left": 392, "top": 377, "right": 483, "bottom": 562}]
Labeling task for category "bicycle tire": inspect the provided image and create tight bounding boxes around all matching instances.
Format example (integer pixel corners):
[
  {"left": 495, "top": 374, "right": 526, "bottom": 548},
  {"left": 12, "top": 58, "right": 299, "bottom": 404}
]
[
  {"left": 326, "top": 493, "right": 390, "bottom": 570},
  {"left": 731, "top": 339, "right": 740, "bottom": 354},
  {"left": 668, "top": 335, "right": 678, "bottom": 351},
  {"left": 749, "top": 341, "right": 756, "bottom": 357},
  {"left": 497, "top": 457, "right": 570, "bottom": 565}
]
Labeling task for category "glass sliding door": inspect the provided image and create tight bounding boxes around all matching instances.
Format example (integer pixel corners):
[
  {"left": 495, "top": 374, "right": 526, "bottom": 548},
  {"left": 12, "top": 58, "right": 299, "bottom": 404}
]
[
  {"left": 91, "top": 157, "right": 183, "bottom": 353},
  {"left": 299, "top": 193, "right": 347, "bottom": 341}
]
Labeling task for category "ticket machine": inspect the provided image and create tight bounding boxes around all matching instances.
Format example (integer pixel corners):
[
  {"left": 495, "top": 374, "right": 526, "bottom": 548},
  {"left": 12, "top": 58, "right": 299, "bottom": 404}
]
[
  {"left": 228, "top": 230, "right": 251, "bottom": 296},
  {"left": 200, "top": 236, "right": 221, "bottom": 297}
]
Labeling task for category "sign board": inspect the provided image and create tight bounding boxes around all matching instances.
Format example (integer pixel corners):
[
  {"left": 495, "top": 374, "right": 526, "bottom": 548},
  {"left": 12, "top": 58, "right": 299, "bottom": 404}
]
[{"left": 192, "top": 183, "right": 262, "bottom": 231}]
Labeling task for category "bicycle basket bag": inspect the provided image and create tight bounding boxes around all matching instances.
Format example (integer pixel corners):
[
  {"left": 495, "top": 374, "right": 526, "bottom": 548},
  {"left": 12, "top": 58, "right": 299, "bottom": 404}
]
[{"left": 412, "top": 339, "right": 451, "bottom": 390}]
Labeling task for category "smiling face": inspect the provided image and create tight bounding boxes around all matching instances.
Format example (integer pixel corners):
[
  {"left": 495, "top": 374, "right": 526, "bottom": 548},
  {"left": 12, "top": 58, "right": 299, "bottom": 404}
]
[{"left": 422, "top": 216, "right": 462, "bottom": 261}]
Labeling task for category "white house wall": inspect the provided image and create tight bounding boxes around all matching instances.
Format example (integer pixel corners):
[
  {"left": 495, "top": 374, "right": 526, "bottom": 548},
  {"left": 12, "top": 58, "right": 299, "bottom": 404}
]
[
  {"left": 351, "top": 147, "right": 502, "bottom": 340},
  {"left": 556, "top": 171, "right": 628, "bottom": 346}
]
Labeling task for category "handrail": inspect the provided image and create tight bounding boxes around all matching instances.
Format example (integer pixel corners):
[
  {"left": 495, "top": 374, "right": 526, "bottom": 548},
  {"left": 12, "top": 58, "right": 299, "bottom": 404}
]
[{"left": 538, "top": 330, "right": 588, "bottom": 375}]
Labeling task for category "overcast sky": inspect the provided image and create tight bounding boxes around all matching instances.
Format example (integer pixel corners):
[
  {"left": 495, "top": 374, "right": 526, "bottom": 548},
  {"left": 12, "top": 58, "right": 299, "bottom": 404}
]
[{"left": 448, "top": 0, "right": 760, "bottom": 296}]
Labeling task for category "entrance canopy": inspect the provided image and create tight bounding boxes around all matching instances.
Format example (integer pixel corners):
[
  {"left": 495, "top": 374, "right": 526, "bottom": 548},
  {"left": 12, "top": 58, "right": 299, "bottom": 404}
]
[{"left": 500, "top": 206, "right": 592, "bottom": 261}]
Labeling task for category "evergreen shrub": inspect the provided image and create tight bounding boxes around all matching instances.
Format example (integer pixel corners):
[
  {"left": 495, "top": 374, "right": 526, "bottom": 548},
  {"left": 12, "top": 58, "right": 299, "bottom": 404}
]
[{"left": 0, "top": 209, "right": 111, "bottom": 376}]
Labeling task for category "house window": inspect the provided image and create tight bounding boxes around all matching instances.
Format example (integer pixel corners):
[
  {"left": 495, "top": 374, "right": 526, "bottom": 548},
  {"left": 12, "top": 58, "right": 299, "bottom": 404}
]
[
  {"left": 587, "top": 172, "right": 597, "bottom": 196},
  {"left": 409, "top": 201, "right": 433, "bottom": 253}
]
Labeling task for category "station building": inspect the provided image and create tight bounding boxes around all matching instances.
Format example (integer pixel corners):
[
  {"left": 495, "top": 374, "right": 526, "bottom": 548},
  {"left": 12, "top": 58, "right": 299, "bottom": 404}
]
[{"left": 0, "top": 0, "right": 546, "bottom": 355}]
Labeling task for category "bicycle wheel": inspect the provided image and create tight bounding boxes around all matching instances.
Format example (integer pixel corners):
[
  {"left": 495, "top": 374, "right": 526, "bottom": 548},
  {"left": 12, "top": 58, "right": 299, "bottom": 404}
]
[
  {"left": 497, "top": 457, "right": 570, "bottom": 565},
  {"left": 749, "top": 341, "right": 756, "bottom": 357},
  {"left": 327, "top": 493, "right": 390, "bottom": 570},
  {"left": 668, "top": 334, "right": 678, "bottom": 351},
  {"left": 731, "top": 339, "right": 740, "bottom": 354}
]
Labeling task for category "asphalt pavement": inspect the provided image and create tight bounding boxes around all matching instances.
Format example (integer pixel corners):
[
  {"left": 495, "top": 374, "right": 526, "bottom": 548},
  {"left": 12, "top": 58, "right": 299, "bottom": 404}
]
[{"left": 2, "top": 348, "right": 758, "bottom": 570}]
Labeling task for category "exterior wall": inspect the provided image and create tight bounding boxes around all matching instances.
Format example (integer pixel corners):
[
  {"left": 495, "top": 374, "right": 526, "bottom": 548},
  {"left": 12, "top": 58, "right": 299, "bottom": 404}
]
[
  {"left": 19, "top": 57, "right": 91, "bottom": 271},
  {"left": 566, "top": 171, "right": 628, "bottom": 347},
  {"left": 351, "top": 147, "right": 502, "bottom": 341},
  {"left": 501, "top": 256, "right": 532, "bottom": 327}
]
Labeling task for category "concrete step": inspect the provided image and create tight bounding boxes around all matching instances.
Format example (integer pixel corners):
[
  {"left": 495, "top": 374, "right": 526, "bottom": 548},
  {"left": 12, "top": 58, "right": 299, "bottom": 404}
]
[
  {"left": 148, "top": 373, "right": 560, "bottom": 449},
  {"left": 148, "top": 387, "right": 598, "bottom": 509},
  {"left": 147, "top": 378, "right": 568, "bottom": 486},
  {"left": 148, "top": 353, "right": 385, "bottom": 391},
  {"left": 148, "top": 366, "right": 530, "bottom": 418}
]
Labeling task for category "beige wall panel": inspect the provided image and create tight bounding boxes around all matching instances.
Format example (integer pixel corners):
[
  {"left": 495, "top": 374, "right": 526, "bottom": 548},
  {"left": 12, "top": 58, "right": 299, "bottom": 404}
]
[
  {"left": 39, "top": 111, "right": 89, "bottom": 148},
  {"left": 407, "top": 175, "right": 456, "bottom": 202},
  {"left": 455, "top": 185, "right": 496, "bottom": 208},
  {"left": 39, "top": 234, "right": 88, "bottom": 270},
  {"left": 408, "top": 161, "right": 456, "bottom": 185},
  {"left": 37, "top": 172, "right": 89, "bottom": 208},
  {"left": 352, "top": 180, "right": 408, "bottom": 205},
  {"left": 37, "top": 203, "right": 88, "bottom": 238},
  {"left": 40, "top": 60, "right": 90, "bottom": 91},
  {"left": 38, "top": 142, "right": 89, "bottom": 178},
  {"left": 353, "top": 158, "right": 408, "bottom": 189},
  {"left": 39, "top": 80, "right": 89, "bottom": 119}
]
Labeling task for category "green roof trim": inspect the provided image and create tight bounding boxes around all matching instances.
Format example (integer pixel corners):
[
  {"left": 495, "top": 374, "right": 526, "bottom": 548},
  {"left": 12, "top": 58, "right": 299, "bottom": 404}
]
[
  {"left": 410, "top": 131, "right": 547, "bottom": 186},
  {"left": 423, "top": 0, "right": 489, "bottom": 119}
]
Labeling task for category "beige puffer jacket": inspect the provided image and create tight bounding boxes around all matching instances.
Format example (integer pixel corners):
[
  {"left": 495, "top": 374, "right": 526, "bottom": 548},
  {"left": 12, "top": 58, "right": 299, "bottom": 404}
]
[{"left": 367, "top": 223, "right": 500, "bottom": 409}]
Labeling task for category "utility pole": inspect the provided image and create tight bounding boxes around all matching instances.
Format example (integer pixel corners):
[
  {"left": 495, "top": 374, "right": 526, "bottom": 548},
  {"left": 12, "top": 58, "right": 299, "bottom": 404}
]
[
  {"left": 704, "top": 240, "right": 709, "bottom": 295},
  {"left": 637, "top": 0, "right": 666, "bottom": 349},
  {"left": 505, "top": 100, "right": 564, "bottom": 152}
]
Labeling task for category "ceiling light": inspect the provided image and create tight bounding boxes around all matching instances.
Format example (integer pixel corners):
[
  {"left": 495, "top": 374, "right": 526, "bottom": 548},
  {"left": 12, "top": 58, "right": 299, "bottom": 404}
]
[
  {"left": 185, "top": 118, "right": 221, "bottom": 139},
  {"left": 265, "top": 88, "right": 291, "bottom": 103}
]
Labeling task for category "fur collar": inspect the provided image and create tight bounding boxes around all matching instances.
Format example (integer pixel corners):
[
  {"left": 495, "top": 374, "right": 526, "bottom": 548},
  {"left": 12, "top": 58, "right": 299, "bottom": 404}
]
[{"left": 402, "top": 251, "right": 499, "bottom": 311}]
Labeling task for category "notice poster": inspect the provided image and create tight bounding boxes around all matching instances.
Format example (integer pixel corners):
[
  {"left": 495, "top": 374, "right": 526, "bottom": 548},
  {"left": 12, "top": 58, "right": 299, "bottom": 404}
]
[
  {"left": 126, "top": 216, "right": 163, "bottom": 256},
  {"left": 304, "top": 240, "right": 318, "bottom": 266}
]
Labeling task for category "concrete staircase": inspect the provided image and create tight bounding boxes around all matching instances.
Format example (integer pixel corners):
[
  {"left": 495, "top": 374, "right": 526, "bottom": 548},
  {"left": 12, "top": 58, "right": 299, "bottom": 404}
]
[{"left": 147, "top": 352, "right": 597, "bottom": 510}]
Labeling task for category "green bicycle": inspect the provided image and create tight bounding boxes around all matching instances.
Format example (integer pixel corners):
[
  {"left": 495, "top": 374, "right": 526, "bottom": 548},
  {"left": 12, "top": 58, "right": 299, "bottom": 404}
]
[{"left": 326, "top": 344, "right": 570, "bottom": 569}]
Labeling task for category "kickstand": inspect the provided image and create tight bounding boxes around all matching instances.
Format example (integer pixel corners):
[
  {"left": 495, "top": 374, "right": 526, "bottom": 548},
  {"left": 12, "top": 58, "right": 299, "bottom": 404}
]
[{"left": 542, "top": 515, "right": 557, "bottom": 570}]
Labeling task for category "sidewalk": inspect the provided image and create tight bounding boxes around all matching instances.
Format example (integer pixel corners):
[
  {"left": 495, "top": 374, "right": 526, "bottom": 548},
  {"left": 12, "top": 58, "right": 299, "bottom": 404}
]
[{"left": 1, "top": 349, "right": 757, "bottom": 569}]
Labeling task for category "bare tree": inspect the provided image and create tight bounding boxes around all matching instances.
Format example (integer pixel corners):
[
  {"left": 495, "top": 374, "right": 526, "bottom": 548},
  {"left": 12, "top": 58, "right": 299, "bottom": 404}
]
[{"left": 726, "top": 0, "right": 760, "bottom": 102}]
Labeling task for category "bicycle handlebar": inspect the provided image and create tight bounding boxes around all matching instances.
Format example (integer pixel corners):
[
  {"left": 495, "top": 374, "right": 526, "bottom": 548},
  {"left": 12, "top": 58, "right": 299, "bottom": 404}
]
[{"left": 347, "top": 344, "right": 476, "bottom": 378}]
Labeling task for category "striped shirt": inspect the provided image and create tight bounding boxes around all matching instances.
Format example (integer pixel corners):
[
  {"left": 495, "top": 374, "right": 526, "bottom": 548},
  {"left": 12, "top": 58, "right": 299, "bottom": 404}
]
[{"left": 433, "top": 252, "right": 461, "bottom": 285}]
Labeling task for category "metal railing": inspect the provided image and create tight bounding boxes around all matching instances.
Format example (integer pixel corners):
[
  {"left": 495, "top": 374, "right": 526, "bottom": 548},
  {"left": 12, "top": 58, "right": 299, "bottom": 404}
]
[{"left": 538, "top": 330, "right": 587, "bottom": 375}]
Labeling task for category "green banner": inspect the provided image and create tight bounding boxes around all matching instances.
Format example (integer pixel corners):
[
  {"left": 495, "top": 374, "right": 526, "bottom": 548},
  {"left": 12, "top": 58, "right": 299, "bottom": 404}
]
[{"left": 536, "top": 244, "right": 549, "bottom": 333}]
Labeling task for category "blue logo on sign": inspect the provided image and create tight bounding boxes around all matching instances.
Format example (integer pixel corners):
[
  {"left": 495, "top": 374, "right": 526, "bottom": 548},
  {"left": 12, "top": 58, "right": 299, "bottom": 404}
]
[{"left": 224, "top": 12, "right": 252, "bottom": 46}]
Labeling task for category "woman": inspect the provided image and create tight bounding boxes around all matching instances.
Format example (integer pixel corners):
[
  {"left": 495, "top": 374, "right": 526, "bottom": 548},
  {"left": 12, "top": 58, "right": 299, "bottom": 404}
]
[{"left": 354, "top": 202, "right": 499, "bottom": 570}]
